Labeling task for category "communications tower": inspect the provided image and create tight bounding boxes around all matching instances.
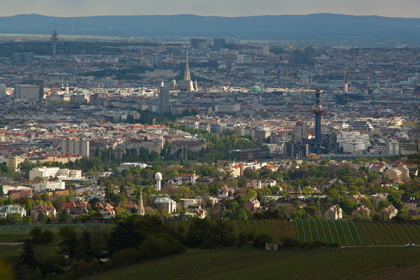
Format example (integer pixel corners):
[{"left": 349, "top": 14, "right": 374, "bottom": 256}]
[
  {"left": 50, "top": 30, "right": 59, "bottom": 63},
  {"left": 312, "top": 88, "right": 323, "bottom": 154}
]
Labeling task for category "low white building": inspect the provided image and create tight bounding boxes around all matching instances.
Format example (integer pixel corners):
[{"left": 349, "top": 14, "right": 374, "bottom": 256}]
[
  {"left": 29, "top": 166, "right": 82, "bottom": 181},
  {"left": 337, "top": 132, "right": 370, "bottom": 153},
  {"left": 154, "top": 194, "right": 177, "bottom": 213},
  {"left": 117, "top": 162, "right": 148, "bottom": 173},
  {"left": 34, "top": 181, "right": 66, "bottom": 192},
  {"left": 0, "top": 205, "right": 26, "bottom": 218}
]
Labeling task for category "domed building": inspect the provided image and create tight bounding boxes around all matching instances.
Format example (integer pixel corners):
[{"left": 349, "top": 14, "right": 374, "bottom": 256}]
[
  {"left": 155, "top": 172, "right": 162, "bottom": 191},
  {"left": 250, "top": 85, "right": 261, "bottom": 93}
]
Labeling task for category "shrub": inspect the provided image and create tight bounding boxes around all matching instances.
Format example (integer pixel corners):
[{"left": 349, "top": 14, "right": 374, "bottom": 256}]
[
  {"left": 30, "top": 228, "right": 54, "bottom": 245},
  {"left": 252, "top": 234, "right": 273, "bottom": 249},
  {"left": 139, "top": 233, "right": 186, "bottom": 259},
  {"left": 111, "top": 248, "right": 142, "bottom": 268}
]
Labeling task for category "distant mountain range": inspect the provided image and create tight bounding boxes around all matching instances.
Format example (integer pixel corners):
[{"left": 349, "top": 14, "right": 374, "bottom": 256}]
[{"left": 1, "top": 13, "right": 420, "bottom": 44}]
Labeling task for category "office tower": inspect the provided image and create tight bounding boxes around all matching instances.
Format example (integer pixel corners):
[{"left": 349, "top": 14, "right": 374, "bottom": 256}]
[
  {"left": 12, "top": 52, "right": 34, "bottom": 64},
  {"left": 213, "top": 38, "right": 225, "bottom": 51},
  {"left": 294, "top": 122, "right": 308, "bottom": 141},
  {"left": 51, "top": 30, "right": 59, "bottom": 63},
  {"left": 61, "top": 140, "right": 90, "bottom": 157},
  {"left": 190, "top": 38, "right": 206, "bottom": 49},
  {"left": 159, "top": 86, "right": 170, "bottom": 114},
  {"left": 14, "top": 85, "right": 40, "bottom": 101},
  {"left": 22, "top": 79, "right": 44, "bottom": 100},
  {"left": 312, "top": 89, "right": 323, "bottom": 154}
]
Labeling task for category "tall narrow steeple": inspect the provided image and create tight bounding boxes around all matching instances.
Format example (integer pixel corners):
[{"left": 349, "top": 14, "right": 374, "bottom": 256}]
[
  {"left": 184, "top": 51, "right": 191, "bottom": 81},
  {"left": 138, "top": 189, "right": 145, "bottom": 216}
]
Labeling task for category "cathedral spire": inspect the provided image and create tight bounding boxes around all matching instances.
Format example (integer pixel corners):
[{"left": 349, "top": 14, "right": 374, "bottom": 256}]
[
  {"left": 138, "top": 189, "right": 145, "bottom": 216},
  {"left": 184, "top": 51, "right": 191, "bottom": 81}
]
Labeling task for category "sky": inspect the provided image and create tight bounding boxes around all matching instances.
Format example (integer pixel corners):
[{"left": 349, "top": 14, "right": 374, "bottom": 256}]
[{"left": 2, "top": 0, "right": 420, "bottom": 18}]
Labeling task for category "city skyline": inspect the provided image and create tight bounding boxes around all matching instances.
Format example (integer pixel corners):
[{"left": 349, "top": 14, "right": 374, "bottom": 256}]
[{"left": 1, "top": 0, "right": 420, "bottom": 18}]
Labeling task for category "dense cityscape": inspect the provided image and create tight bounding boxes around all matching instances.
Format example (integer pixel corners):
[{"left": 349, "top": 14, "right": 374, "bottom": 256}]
[{"left": 0, "top": 8, "right": 419, "bottom": 280}]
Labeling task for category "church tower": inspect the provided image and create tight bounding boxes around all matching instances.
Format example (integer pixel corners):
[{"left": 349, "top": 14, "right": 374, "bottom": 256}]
[
  {"left": 137, "top": 189, "right": 145, "bottom": 216},
  {"left": 184, "top": 52, "right": 191, "bottom": 81}
]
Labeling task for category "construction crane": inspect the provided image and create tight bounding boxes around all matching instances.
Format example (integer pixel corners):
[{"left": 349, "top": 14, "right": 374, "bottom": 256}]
[
  {"left": 345, "top": 96, "right": 351, "bottom": 105},
  {"left": 223, "top": 81, "right": 230, "bottom": 91}
]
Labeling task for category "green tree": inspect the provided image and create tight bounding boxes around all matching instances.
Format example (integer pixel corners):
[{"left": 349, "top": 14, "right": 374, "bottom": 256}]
[
  {"left": 360, "top": 198, "right": 373, "bottom": 209},
  {"left": 339, "top": 199, "right": 358, "bottom": 215},
  {"left": 77, "top": 230, "right": 93, "bottom": 261},
  {"left": 58, "top": 226, "right": 78, "bottom": 258},
  {"left": 20, "top": 239, "right": 37, "bottom": 269}
]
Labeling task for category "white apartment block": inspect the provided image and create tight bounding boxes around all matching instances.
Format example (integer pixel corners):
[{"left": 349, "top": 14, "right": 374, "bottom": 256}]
[
  {"left": 373, "top": 138, "right": 400, "bottom": 155},
  {"left": 61, "top": 139, "right": 90, "bottom": 157},
  {"left": 0, "top": 205, "right": 26, "bottom": 218},
  {"left": 117, "top": 162, "right": 148, "bottom": 173},
  {"left": 337, "top": 132, "right": 370, "bottom": 153},
  {"left": 29, "top": 166, "right": 82, "bottom": 181},
  {"left": 34, "top": 181, "right": 66, "bottom": 192}
]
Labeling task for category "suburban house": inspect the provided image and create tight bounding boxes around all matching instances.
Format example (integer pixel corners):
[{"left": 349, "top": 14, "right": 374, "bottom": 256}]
[
  {"left": 402, "top": 197, "right": 420, "bottom": 214},
  {"left": 123, "top": 200, "right": 138, "bottom": 211},
  {"left": 372, "top": 193, "right": 388, "bottom": 209},
  {"left": 8, "top": 189, "right": 33, "bottom": 199},
  {"left": 96, "top": 202, "right": 115, "bottom": 218},
  {"left": 31, "top": 204, "right": 56, "bottom": 221},
  {"left": 0, "top": 205, "right": 27, "bottom": 218},
  {"left": 383, "top": 205, "right": 398, "bottom": 220},
  {"left": 324, "top": 205, "right": 342, "bottom": 220},
  {"left": 226, "top": 165, "right": 241, "bottom": 177},
  {"left": 351, "top": 205, "right": 371, "bottom": 218},
  {"left": 247, "top": 178, "right": 276, "bottom": 189},
  {"left": 186, "top": 207, "right": 208, "bottom": 219},
  {"left": 396, "top": 165, "right": 410, "bottom": 182},
  {"left": 62, "top": 201, "right": 89, "bottom": 218},
  {"left": 383, "top": 168, "right": 402, "bottom": 181},
  {"left": 351, "top": 194, "right": 367, "bottom": 204},
  {"left": 217, "top": 185, "right": 231, "bottom": 198},
  {"left": 275, "top": 198, "right": 309, "bottom": 209},
  {"left": 180, "top": 198, "right": 202, "bottom": 208},
  {"left": 166, "top": 173, "right": 199, "bottom": 185},
  {"left": 244, "top": 198, "right": 260, "bottom": 211}
]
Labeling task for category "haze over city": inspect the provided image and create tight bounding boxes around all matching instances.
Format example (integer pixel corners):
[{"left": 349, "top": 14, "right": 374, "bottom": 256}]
[{"left": 1, "top": 0, "right": 420, "bottom": 18}]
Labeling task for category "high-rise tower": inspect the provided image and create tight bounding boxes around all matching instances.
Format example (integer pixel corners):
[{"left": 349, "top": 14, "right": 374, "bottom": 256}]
[
  {"left": 50, "top": 30, "right": 59, "bottom": 64},
  {"left": 159, "top": 86, "right": 170, "bottom": 114},
  {"left": 312, "top": 89, "right": 323, "bottom": 154},
  {"left": 184, "top": 52, "right": 191, "bottom": 81}
]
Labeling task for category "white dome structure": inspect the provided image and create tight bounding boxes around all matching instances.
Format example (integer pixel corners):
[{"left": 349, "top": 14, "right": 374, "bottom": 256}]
[{"left": 155, "top": 172, "right": 162, "bottom": 191}]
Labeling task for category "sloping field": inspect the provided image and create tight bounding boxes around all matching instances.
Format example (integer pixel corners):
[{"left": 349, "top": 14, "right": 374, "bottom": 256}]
[
  {"left": 86, "top": 247, "right": 420, "bottom": 280},
  {"left": 167, "top": 220, "right": 420, "bottom": 247}
]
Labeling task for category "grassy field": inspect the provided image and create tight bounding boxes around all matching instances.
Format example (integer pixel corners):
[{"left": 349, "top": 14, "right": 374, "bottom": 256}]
[
  {"left": 166, "top": 219, "right": 420, "bottom": 247},
  {"left": 0, "top": 235, "right": 31, "bottom": 242},
  {"left": 0, "top": 245, "right": 23, "bottom": 259},
  {"left": 86, "top": 247, "right": 420, "bottom": 280}
]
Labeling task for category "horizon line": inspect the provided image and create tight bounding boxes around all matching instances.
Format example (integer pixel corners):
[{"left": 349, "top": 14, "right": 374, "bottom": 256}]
[{"left": 3, "top": 12, "right": 420, "bottom": 20}]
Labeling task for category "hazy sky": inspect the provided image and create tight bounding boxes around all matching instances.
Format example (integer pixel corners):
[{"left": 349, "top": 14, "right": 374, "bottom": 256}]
[{"left": 2, "top": 0, "right": 420, "bottom": 18}]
